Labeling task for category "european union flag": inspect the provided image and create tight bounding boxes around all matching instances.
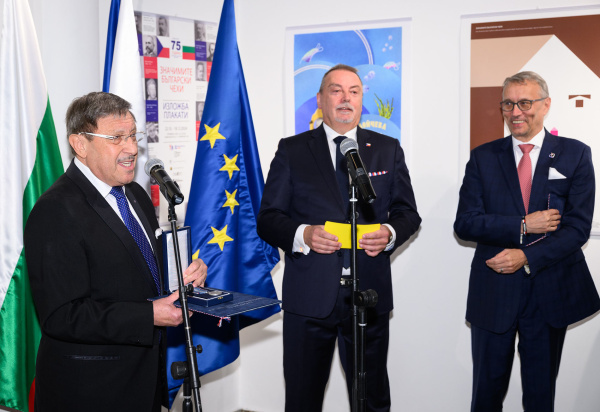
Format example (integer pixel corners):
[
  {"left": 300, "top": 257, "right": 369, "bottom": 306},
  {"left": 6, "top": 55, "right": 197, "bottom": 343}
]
[{"left": 166, "top": 0, "right": 280, "bottom": 406}]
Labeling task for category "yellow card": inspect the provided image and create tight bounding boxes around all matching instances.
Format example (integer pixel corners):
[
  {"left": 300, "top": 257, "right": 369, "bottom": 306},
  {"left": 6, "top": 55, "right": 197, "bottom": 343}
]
[{"left": 324, "top": 222, "right": 381, "bottom": 249}]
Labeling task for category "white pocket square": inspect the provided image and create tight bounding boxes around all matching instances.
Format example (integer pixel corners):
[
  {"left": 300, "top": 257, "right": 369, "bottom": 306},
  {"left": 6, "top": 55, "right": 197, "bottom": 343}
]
[{"left": 548, "top": 167, "right": 567, "bottom": 180}]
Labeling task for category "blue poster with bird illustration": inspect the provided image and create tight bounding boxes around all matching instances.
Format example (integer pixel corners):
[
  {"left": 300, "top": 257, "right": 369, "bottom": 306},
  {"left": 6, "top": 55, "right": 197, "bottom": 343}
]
[{"left": 293, "top": 26, "right": 402, "bottom": 143}]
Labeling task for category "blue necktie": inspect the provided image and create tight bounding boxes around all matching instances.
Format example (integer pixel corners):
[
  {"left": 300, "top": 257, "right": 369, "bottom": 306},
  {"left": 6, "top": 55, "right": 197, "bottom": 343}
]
[{"left": 110, "top": 186, "right": 161, "bottom": 293}]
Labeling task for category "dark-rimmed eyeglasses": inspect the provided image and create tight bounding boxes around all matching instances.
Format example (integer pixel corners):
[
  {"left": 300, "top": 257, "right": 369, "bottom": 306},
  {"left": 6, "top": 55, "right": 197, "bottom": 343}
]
[
  {"left": 79, "top": 132, "right": 145, "bottom": 145},
  {"left": 500, "top": 98, "right": 546, "bottom": 112}
]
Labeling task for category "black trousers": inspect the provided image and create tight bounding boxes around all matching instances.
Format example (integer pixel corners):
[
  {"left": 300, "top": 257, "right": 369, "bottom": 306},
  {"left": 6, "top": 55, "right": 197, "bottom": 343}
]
[{"left": 283, "top": 285, "right": 391, "bottom": 411}]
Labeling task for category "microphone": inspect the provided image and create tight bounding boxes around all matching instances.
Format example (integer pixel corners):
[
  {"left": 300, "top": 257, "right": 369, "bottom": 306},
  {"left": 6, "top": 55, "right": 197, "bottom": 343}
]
[
  {"left": 144, "top": 158, "right": 184, "bottom": 205},
  {"left": 339, "top": 138, "right": 376, "bottom": 204}
]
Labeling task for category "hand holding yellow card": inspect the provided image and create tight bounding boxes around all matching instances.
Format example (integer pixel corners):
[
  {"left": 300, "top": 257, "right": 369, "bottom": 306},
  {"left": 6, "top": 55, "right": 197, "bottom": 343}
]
[{"left": 324, "top": 222, "right": 381, "bottom": 249}]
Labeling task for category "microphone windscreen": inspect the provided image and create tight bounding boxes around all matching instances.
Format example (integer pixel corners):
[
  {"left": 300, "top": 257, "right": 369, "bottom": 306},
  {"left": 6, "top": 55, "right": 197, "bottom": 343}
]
[
  {"left": 144, "top": 158, "right": 164, "bottom": 176},
  {"left": 340, "top": 138, "right": 358, "bottom": 155}
]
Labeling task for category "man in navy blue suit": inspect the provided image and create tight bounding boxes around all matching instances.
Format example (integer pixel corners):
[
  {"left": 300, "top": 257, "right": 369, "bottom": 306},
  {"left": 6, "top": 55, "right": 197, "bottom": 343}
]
[
  {"left": 455, "top": 71, "right": 600, "bottom": 411},
  {"left": 258, "top": 64, "right": 420, "bottom": 411}
]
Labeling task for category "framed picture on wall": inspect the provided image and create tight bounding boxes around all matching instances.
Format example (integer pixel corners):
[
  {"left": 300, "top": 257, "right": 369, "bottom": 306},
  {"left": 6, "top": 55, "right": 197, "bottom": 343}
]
[
  {"left": 284, "top": 18, "right": 412, "bottom": 164},
  {"left": 460, "top": 6, "right": 600, "bottom": 234}
]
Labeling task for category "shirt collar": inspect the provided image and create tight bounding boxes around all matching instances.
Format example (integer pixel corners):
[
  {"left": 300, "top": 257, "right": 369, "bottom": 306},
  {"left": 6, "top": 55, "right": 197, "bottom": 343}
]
[
  {"left": 323, "top": 123, "right": 358, "bottom": 142},
  {"left": 512, "top": 128, "right": 545, "bottom": 150},
  {"left": 74, "top": 157, "right": 116, "bottom": 199}
]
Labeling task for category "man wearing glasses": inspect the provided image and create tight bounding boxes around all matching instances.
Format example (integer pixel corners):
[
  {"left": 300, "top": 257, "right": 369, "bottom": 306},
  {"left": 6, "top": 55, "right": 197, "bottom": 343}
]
[
  {"left": 455, "top": 71, "right": 600, "bottom": 411},
  {"left": 25, "top": 92, "right": 207, "bottom": 411}
]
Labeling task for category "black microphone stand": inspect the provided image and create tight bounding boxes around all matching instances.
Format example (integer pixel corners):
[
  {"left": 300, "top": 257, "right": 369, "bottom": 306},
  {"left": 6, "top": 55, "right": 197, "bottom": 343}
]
[
  {"left": 349, "top": 183, "right": 378, "bottom": 412},
  {"left": 166, "top": 202, "right": 203, "bottom": 412}
]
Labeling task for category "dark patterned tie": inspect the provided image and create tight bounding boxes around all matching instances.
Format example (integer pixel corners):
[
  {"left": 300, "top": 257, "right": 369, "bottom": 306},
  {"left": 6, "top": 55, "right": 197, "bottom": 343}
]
[
  {"left": 110, "top": 186, "right": 161, "bottom": 293},
  {"left": 334, "top": 135, "right": 350, "bottom": 212},
  {"left": 333, "top": 136, "right": 351, "bottom": 269}
]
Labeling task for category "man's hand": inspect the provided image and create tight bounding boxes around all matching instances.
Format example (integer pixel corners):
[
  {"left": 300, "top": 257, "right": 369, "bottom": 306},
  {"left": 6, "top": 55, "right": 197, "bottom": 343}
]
[
  {"left": 153, "top": 292, "right": 189, "bottom": 327},
  {"left": 183, "top": 258, "right": 207, "bottom": 288},
  {"left": 486, "top": 249, "right": 527, "bottom": 274},
  {"left": 304, "top": 225, "right": 341, "bottom": 254},
  {"left": 525, "top": 209, "right": 561, "bottom": 234},
  {"left": 359, "top": 225, "right": 391, "bottom": 257}
]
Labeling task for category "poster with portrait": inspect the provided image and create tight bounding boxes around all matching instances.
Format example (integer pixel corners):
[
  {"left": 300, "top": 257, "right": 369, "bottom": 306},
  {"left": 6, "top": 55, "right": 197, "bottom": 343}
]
[
  {"left": 134, "top": 11, "right": 217, "bottom": 225},
  {"left": 285, "top": 20, "right": 411, "bottom": 154},
  {"left": 468, "top": 12, "right": 600, "bottom": 229}
]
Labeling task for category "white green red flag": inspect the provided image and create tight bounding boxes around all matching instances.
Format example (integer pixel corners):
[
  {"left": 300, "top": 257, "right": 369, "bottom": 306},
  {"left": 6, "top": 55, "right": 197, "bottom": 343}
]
[{"left": 0, "top": 0, "right": 64, "bottom": 410}]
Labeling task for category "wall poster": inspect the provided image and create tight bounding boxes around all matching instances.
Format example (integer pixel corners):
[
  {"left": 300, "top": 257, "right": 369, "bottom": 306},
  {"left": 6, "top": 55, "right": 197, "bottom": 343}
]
[
  {"left": 285, "top": 19, "right": 411, "bottom": 157},
  {"left": 134, "top": 11, "right": 217, "bottom": 225},
  {"left": 466, "top": 10, "right": 600, "bottom": 231}
]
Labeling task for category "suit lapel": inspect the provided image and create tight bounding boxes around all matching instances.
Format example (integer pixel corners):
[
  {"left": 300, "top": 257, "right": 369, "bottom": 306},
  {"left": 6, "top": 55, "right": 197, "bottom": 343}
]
[
  {"left": 530, "top": 130, "right": 559, "bottom": 212},
  {"left": 496, "top": 136, "right": 526, "bottom": 214},
  {"left": 357, "top": 127, "right": 373, "bottom": 171},
  {"left": 66, "top": 162, "right": 159, "bottom": 295},
  {"left": 308, "top": 125, "right": 347, "bottom": 213}
]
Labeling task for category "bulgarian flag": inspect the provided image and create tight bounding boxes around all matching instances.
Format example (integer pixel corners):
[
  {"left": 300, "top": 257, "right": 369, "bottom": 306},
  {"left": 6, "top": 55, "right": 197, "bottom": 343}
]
[
  {"left": 182, "top": 45, "right": 195, "bottom": 60},
  {"left": 0, "top": 0, "right": 64, "bottom": 410}
]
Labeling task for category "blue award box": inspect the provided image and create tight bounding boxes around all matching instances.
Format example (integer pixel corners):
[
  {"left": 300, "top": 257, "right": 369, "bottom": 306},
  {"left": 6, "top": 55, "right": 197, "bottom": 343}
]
[{"left": 154, "top": 227, "right": 280, "bottom": 317}]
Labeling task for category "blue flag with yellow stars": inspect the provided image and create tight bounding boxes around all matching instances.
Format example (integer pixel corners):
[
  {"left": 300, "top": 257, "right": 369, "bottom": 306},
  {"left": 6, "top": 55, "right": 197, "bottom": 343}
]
[{"left": 166, "top": 0, "right": 280, "bottom": 406}]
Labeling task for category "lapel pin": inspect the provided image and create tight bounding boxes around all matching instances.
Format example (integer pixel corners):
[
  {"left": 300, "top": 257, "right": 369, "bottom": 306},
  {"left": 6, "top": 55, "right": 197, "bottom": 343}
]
[
  {"left": 366, "top": 143, "right": 371, "bottom": 147},
  {"left": 549, "top": 153, "right": 555, "bottom": 158}
]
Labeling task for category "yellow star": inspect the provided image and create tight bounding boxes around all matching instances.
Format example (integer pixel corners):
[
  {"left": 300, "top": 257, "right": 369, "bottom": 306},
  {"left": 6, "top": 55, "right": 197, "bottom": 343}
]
[
  {"left": 192, "top": 249, "right": 200, "bottom": 260},
  {"left": 222, "top": 189, "right": 239, "bottom": 214},
  {"left": 200, "top": 123, "right": 226, "bottom": 148},
  {"left": 220, "top": 154, "right": 240, "bottom": 179},
  {"left": 207, "top": 225, "right": 233, "bottom": 251}
]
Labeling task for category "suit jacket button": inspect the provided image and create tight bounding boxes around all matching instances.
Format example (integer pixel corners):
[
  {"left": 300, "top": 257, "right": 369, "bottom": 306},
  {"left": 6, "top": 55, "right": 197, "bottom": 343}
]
[{"left": 337, "top": 251, "right": 343, "bottom": 257}]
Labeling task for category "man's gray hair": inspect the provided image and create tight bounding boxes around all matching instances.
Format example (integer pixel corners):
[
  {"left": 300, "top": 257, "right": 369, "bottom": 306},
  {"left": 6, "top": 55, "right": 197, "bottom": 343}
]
[
  {"left": 502, "top": 71, "right": 549, "bottom": 99},
  {"left": 319, "top": 64, "right": 362, "bottom": 93},
  {"left": 66, "top": 92, "right": 134, "bottom": 154}
]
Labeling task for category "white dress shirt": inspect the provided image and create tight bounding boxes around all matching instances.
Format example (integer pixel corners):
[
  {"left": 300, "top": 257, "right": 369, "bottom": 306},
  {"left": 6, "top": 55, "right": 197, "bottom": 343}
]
[
  {"left": 74, "top": 158, "right": 154, "bottom": 249},
  {"left": 511, "top": 128, "right": 546, "bottom": 178},
  {"left": 292, "top": 124, "right": 396, "bottom": 257}
]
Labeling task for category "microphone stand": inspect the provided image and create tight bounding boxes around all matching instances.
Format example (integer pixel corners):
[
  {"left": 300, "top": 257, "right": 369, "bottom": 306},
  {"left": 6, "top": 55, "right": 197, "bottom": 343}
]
[
  {"left": 349, "top": 183, "right": 378, "bottom": 412},
  {"left": 167, "top": 202, "right": 203, "bottom": 412}
]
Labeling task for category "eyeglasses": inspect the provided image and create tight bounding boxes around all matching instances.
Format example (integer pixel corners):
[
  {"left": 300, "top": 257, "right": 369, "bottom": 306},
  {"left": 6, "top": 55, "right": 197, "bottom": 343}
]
[
  {"left": 500, "top": 98, "right": 546, "bottom": 112},
  {"left": 79, "top": 131, "right": 145, "bottom": 145}
]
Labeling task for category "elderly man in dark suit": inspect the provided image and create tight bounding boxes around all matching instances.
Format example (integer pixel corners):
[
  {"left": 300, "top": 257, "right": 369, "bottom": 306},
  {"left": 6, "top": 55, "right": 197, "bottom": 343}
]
[
  {"left": 455, "top": 71, "right": 600, "bottom": 412},
  {"left": 25, "top": 92, "right": 207, "bottom": 411},
  {"left": 258, "top": 64, "right": 420, "bottom": 411}
]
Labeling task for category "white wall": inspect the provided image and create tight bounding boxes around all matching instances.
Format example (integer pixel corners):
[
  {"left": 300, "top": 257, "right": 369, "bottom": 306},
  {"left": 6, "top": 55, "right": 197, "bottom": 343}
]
[{"left": 7, "top": 0, "right": 600, "bottom": 410}]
